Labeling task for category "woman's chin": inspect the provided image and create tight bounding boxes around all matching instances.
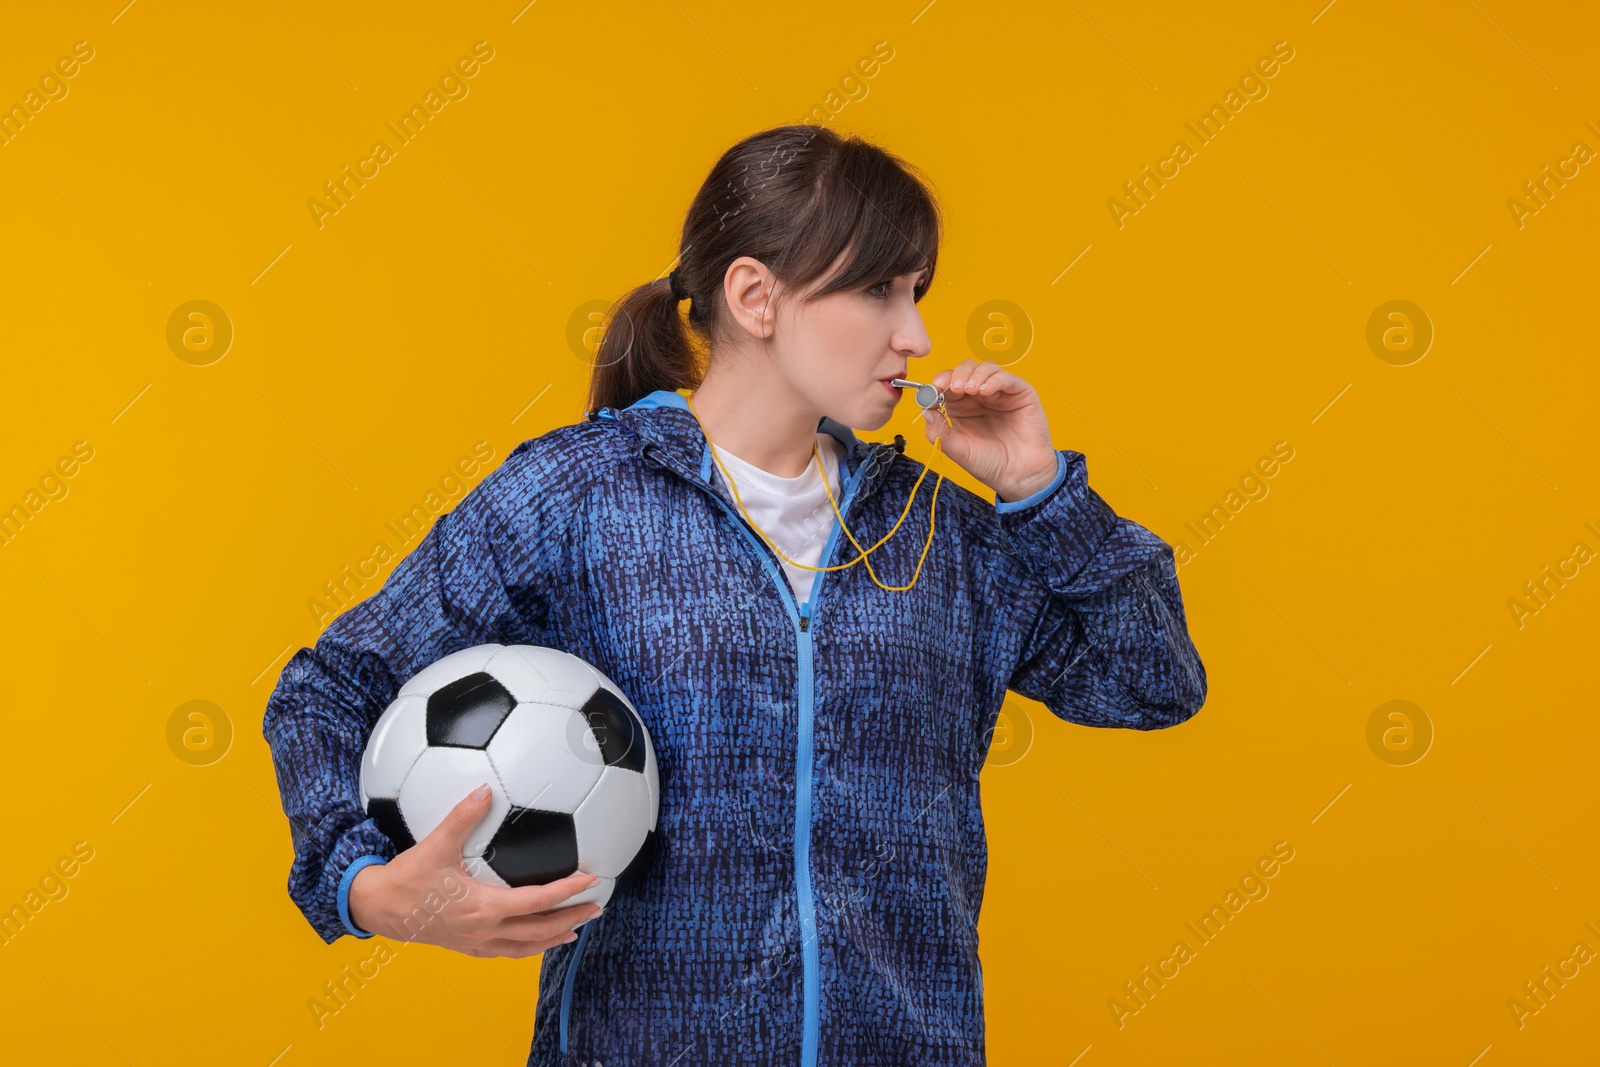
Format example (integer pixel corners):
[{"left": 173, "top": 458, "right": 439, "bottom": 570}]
[{"left": 832, "top": 401, "right": 890, "bottom": 433}]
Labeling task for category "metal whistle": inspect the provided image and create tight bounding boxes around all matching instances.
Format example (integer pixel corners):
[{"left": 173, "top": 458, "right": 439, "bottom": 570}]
[{"left": 890, "top": 378, "right": 945, "bottom": 410}]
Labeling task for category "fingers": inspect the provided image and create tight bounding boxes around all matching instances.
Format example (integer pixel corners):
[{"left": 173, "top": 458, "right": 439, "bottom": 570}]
[
  {"left": 489, "top": 870, "right": 603, "bottom": 921},
  {"left": 496, "top": 901, "right": 602, "bottom": 941},
  {"left": 962, "top": 362, "right": 1006, "bottom": 395},
  {"left": 933, "top": 359, "right": 992, "bottom": 391},
  {"left": 934, "top": 361, "right": 992, "bottom": 398},
  {"left": 933, "top": 360, "right": 1012, "bottom": 399},
  {"left": 460, "top": 932, "right": 576, "bottom": 959},
  {"left": 425, "top": 783, "right": 496, "bottom": 856},
  {"left": 475, "top": 933, "right": 578, "bottom": 959}
]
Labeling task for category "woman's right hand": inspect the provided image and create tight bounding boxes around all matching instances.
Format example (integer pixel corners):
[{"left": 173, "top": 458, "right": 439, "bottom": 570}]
[{"left": 348, "top": 782, "right": 603, "bottom": 958}]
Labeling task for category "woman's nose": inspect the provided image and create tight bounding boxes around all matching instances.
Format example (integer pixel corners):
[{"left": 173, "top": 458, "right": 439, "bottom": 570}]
[{"left": 899, "top": 313, "right": 933, "bottom": 360}]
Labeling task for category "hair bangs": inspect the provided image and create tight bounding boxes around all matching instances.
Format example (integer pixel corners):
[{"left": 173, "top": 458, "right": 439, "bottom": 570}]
[{"left": 780, "top": 139, "right": 942, "bottom": 302}]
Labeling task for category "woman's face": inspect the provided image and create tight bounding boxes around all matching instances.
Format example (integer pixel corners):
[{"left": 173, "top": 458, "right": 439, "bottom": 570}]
[{"left": 724, "top": 251, "right": 934, "bottom": 431}]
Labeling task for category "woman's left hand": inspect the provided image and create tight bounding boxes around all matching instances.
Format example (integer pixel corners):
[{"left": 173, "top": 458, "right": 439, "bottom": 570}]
[{"left": 919, "top": 360, "right": 1060, "bottom": 503}]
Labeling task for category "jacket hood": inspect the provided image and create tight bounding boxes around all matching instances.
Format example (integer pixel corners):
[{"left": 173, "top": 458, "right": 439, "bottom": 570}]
[{"left": 592, "top": 388, "right": 904, "bottom": 506}]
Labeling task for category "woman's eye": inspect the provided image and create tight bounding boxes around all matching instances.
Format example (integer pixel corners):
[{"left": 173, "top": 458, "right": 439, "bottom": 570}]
[{"left": 868, "top": 276, "right": 930, "bottom": 301}]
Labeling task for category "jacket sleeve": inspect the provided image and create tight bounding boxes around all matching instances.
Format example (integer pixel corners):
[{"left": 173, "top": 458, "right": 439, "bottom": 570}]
[
  {"left": 985, "top": 449, "right": 1206, "bottom": 730},
  {"left": 261, "top": 440, "right": 565, "bottom": 944}
]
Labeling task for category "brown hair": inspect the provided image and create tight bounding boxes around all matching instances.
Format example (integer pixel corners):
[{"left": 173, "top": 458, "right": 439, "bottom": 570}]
[{"left": 585, "top": 124, "right": 943, "bottom": 414}]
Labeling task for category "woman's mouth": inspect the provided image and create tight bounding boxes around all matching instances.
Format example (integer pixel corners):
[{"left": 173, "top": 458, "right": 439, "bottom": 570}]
[{"left": 879, "top": 379, "right": 901, "bottom": 398}]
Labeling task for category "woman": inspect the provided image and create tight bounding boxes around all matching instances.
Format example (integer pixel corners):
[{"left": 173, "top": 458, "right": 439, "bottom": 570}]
[{"left": 264, "top": 124, "right": 1206, "bottom": 1065}]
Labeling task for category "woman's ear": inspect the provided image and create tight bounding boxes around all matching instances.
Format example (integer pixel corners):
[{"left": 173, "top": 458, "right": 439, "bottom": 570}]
[{"left": 723, "top": 256, "right": 778, "bottom": 340}]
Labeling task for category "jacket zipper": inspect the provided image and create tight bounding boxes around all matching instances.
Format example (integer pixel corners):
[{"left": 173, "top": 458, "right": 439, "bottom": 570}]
[
  {"left": 684, "top": 449, "right": 869, "bottom": 1067},
  {"left": 599, "top": 406, "right": 876, "bottom": 1063}
]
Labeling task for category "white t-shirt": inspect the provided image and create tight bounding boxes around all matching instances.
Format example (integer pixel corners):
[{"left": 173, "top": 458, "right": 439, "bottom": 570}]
[{"left": 710, "top": 433, "right": 846, "bottom": 607}]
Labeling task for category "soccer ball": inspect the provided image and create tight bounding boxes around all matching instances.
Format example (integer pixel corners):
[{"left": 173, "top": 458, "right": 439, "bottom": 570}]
[{"left": 358, "top": 643, "right": 659, "bottom": 909}]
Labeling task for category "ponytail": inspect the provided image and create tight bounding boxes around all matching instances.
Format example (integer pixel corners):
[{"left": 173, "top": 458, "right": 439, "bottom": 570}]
[{"left": 585, "top": 274, "right": 701, "bottom": 413}]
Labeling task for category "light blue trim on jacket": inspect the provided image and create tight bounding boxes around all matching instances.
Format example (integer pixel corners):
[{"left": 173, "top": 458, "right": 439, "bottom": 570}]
[
  {"left": 699, "top": 478, "right": 852, "bottom": 1067},
  {"left": 623, "top": 388, "right": 864, "bottom": 487},
  {"left": 620, "top": 390, "right": 686, "bottom": 412},
  {"left": 337, "top": 854, "right": 388, "bottom": 939},
  {"left": 791, "top": 460, "right": 872, "bottom": 1066},
  {"left": 994, "top": 451, "right": 1068, "bottom": 513}
]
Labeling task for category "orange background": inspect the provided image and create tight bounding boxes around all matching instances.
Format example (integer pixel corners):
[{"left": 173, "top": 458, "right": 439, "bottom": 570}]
[{"left": 2, "top": 1, "right": 1596, "bottom": 1063}]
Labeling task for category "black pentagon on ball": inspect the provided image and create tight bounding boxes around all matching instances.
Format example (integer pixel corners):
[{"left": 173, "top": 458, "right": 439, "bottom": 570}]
[
  {"left": 580, "top": 687, "right": 647, "bottom": 773},
  {"left": 367, "top": 796, "right": 416, "bottom": 852},
  {"left": 482, "top": 807, "right": 580, "bottom": 886},
  {"left": 426, "top": 671, "right": 517, "bottom": 748}
]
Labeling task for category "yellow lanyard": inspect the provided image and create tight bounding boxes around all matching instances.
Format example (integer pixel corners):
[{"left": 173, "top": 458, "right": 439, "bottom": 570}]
[{"left": 684, "top": 392, "right": 953, "bottom": 593}]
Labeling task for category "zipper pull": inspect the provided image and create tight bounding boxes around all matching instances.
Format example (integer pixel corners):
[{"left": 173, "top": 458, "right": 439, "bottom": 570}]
[{"left": 799, "top": 615, "right": 810, "bottom": 632}]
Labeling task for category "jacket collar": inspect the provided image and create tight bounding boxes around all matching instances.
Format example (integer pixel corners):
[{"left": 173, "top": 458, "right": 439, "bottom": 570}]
[{"left": 597, "top": 388, "right": 899, "bottom": 508}]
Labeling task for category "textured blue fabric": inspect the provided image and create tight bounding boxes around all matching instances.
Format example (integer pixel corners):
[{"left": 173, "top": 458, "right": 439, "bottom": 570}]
[{"left": 262, "top": 388, "right": 1207, "bottom": 1065}]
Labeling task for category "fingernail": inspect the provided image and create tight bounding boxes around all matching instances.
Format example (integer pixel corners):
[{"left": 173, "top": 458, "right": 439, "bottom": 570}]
[
  {"left": 471, "top": 783, "right": 491, "bottom": 802},
  {"left": 584, "top": 873, "right": 600, "bottom": 886}
]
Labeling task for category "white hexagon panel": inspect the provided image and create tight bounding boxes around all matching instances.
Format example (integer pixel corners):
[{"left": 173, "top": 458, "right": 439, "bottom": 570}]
[
  {"left": 486, "top": 702, "right": 605, "bottom": 813},
  {"left": 572, "top": 766, "right": 653, "bottom": 879},
  {"left": 488, "top": 645, "right": 609, "bottom": 710},
  {"left": 396, "top": 747, "right": 510, "bottom": 859},
  {"left": 359, "top": 693, "right": 427, "bottom": 808}
]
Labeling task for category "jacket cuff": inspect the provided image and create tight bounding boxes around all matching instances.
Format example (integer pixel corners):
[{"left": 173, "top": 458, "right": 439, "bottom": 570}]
[
  {"left": 303, "top": 814, "right": 397, "bottom": 944},
  {"left": 994, "top": 451, "right": 1068, "bottom": 513},
  {"left": 995, "top": 450, "right": 1123, "bottom": 593},
  {"left": 338, "top": 854, "right": 389, "bottom": 939}
]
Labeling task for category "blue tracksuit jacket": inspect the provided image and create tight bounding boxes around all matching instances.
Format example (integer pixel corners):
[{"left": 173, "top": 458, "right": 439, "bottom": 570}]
[{"left": 262, "top": 387, "right": 1207, "bottom": 1065}]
